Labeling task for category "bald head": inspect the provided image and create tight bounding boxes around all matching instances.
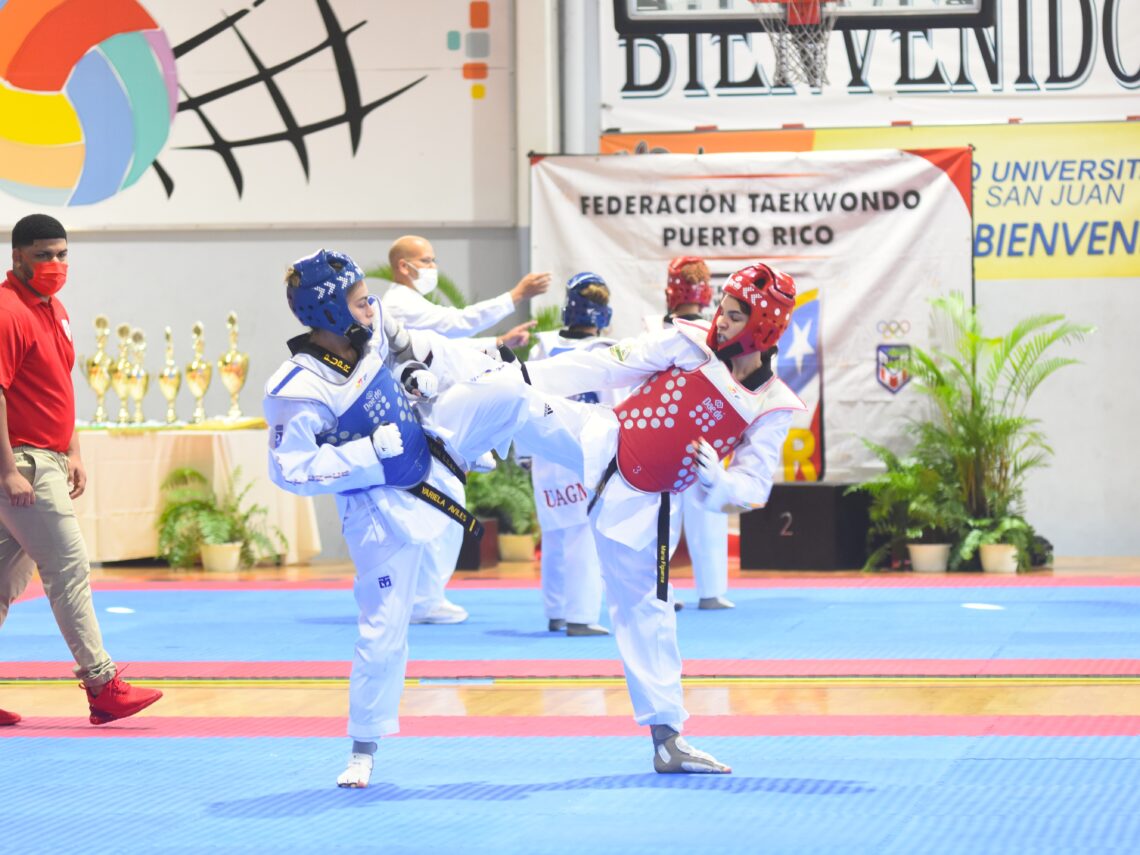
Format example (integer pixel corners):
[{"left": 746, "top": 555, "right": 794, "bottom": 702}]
[{"left": 388, "top": 235, "right": 436, "bottom": 287}]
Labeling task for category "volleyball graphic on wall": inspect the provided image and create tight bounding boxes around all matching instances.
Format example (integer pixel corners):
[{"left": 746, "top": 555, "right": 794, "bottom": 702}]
[{"left": 0, "top": 0, "right": 177, "bottom": 206}]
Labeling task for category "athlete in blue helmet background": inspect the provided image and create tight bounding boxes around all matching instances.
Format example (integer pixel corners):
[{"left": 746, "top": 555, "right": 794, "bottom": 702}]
[{"left": 527, "top": 272, "right": 618, "bottom": 637}]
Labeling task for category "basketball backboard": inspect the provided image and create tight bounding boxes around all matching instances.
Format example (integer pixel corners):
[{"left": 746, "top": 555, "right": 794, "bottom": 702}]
[{"left": 613, "top": 0, "right": 997, "bottom": 33}]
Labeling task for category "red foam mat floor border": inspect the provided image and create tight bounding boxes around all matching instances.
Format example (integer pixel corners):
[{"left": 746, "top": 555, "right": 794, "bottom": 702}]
[
  {"left": 4, "top": 658, "right": 1139, "bottom": 680},
  {"left": 13, "top": 576, "right": 1140, "bottom": 604},
  {"left": 3, "top": 714, "right": 1139, "bottom": 739}
]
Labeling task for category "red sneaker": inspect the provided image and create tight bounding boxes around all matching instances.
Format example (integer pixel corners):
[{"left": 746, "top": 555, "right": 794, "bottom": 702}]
[
  {"left": 85, "top": 671, "right": 163, "bottom": 725},
  {"left": 0, "top": 708, "right": 21, "bottom": 726}
]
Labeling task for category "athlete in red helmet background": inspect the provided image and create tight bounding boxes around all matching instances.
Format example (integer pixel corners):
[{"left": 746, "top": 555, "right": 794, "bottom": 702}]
[{"left": 645, "top": 256, "right": 735, "bottom": 612}]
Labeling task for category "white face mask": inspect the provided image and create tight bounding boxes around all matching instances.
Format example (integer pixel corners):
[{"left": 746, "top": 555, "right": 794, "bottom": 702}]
[{"left": 411, "top": 265, "right": 438, "bottom": 295}]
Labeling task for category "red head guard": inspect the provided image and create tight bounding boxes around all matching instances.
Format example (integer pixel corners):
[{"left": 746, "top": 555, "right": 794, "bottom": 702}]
[
  {"left": 665, "top": 256, "right": 712, "bottom": 312},
  {"left": 706, "top": 263, "right": 796, "bottom": 357}
]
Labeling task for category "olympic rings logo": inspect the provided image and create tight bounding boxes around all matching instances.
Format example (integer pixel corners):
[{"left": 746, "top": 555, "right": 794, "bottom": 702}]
[{"left": 876, "top": 320, "right": 911, "bottom": 339}]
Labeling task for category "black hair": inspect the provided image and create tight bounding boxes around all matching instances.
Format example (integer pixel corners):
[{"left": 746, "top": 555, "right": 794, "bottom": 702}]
[{"left": 11, "top": 214, "right": 67, "bottom": 248}]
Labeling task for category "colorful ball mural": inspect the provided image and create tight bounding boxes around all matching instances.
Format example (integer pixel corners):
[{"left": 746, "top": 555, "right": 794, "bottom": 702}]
[{"left": 0, "top": 0, "right": 177, "bottom": 206}]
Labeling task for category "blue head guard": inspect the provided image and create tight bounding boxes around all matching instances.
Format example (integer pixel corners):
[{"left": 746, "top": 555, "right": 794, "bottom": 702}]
[
  {"left": 561, "top": 272, "right": 612, "bottom": 330},
  {"left": 286, "top": 249, "right": 369, "bottom": 338}
]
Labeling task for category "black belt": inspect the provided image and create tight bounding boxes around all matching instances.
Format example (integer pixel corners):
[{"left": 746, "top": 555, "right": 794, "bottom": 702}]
[
  {"left": 587, "top": 456, "right": 671, "bottom": 603},
  {"left": 405, "top": 435, "right": 482, "bottom": 538},
  {"left": 655, "top": 491, "right": 670, "bottom": 602},
  {"left": 426, "top": 434, "right": 466, "bottom": 485},
  {"left": 405, "top": 482, "right": 483, "bottom": 539},
  {"left": 586, "top": 457, "right": 618, "bottom": 515}
]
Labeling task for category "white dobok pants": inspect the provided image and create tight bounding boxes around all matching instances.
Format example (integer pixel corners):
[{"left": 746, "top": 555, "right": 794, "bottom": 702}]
[{"left": 343, "top": 369, "right": 530, "bottom": 739}]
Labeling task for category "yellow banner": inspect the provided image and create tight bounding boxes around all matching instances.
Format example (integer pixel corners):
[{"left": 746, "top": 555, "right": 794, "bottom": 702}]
[{"left": 600, "top": 122, "right": 1140, "bottom": 280}]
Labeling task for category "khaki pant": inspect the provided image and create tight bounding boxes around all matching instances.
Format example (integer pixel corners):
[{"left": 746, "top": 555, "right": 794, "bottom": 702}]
[{"left": 0, "top": 447, "right": 115, "bottom": 688}]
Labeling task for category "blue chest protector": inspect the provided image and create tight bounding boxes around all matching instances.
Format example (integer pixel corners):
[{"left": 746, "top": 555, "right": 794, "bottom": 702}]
[
  {"left": 315, "top": 364, "right": 431, "bottom": 489},
  {"left": 549, "top": 344, "right": 600, "bottom": 405}
]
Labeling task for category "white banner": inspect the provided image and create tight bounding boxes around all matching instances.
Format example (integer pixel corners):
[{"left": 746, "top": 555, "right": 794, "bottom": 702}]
[
  {"left": 0, "top": 0, "right": 513, "bottom": 228},
  {"left": 529, "top": 149, "right": 974, "bottom": 482},
  {"left": 601, "top": 0, "right": 1140, "bottom": 131}
]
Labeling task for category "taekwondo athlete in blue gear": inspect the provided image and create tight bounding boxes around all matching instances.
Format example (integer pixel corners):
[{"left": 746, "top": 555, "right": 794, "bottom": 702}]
[
  {"left": 528, "top": 273, "right": 618, "bottom": 637},
  {"left": 263, "top": 249, "right": 529, "bottom": 789}
]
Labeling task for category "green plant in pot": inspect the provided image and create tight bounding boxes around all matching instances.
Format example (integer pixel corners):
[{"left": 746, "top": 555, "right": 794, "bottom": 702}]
[
  {"left": 157, "top": 467, "right": 287, "bottom": 570},
  {"left": 465, "top": 450, "right": 538, "bottom": 561},
  {"left": 849, "top": 440, "right": 967, "bottom": 572},
  {"left": 904, "top": 293, "right": 1093, "bottom": 570},
  {"left": 957, "top": 514, "right": 1034, "bottom": 573}
]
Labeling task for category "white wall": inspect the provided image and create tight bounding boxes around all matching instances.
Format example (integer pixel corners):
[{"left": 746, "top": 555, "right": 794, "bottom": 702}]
[{"left": 976, "top": 279, "right": 1138, "bottom": 556}]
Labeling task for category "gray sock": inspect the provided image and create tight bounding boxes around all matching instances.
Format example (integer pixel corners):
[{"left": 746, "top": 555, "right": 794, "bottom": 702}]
[
  {"left": 351, "top": 740, "right": 378, "bottom": 755},
  {"left": 651, "top": 725, "right": 678, "bottom": 746}
]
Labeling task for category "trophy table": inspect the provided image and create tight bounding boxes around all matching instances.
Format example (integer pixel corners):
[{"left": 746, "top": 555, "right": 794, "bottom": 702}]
[
  {"left": 217, "top": 311, "right": 250, "bottom": 420},
  {"left": 185, "top": 321, "right": 212, "bottom": 425}
]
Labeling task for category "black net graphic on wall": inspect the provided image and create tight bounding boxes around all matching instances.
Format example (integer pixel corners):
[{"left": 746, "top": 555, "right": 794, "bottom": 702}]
[{"left": 153, "top": 0, "right": 424, "bottom": 198}]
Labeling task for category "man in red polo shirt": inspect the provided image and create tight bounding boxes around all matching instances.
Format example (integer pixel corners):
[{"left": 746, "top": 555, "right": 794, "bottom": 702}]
[{"left": 0, "top": 214, "right": 162, "bottom": 726}]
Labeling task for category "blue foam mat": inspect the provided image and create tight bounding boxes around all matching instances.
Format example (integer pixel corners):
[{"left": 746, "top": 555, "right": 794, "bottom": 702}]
[
  {"left": 4, "top": 736, "right": 1139, "bottom": 855},
  {"left": 4, "top": 586, "right": 1140, "bottom": 663}
]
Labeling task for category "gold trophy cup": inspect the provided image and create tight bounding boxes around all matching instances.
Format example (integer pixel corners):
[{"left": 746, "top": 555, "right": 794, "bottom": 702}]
[
  {"left": 127, "top": 328, "right": 149, "bottom": 425},
  {"left": 157, "top": 327, "right": 182, "bottom": 425},
  {"left": 83, "top": 315, "right": 113, "bottom": 424},
  {"left": 185, "top": 321, "right": 212, "bottom": 424},
  {"left": 110, "top": 322, "right": 133, "bottom": 425},
  {"left": 217, "top": 311, "right": 250, "bottom": 420}
]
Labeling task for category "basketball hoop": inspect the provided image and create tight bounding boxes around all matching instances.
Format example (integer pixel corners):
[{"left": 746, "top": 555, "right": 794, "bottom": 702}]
[{"left": 750, "top": 0, "right": 839, "bottom": 88}]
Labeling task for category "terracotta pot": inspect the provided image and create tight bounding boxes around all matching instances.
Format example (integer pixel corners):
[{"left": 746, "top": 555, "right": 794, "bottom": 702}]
[
  {"left": 498, "top": 533, "right": 536, "bottom": 563},
  {"left": 907, "top": 543, "right": 951, "bottom": 573},
  {"left": 980, "top": 543, "right": 1019, "bottom": 573},
  {"left": 200, "top": 542, "right": 242, "bottom": 573}
]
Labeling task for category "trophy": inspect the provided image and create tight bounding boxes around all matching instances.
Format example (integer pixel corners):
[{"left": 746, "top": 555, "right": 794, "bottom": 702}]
[
  {"left": 109, "top": 322, "right": 133, "bottom": 425},
  {"left": 83, "top": 315, "right": 113, "bottom": 424},
  {"left": 157, "top": 326, "right": 182, "bottom": 425},
  {"left": 217, "top": 311, "right": 250, "bottom": 420},
  {"left": 127, "top": 328, "right": 149, "bottom": 425},
  {"left": 185, "top": 321, "right": 212, "bottom": 424}
]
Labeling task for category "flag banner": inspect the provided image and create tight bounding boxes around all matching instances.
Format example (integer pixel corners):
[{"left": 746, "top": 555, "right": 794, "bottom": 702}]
[{"left": 530, "top": 148, "right": 973, "bottom": 482}]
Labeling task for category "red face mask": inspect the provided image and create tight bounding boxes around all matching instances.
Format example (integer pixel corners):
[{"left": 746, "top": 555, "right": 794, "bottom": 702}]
[{"left": 28, "top": 260, "right": 68, "bottom": 296}]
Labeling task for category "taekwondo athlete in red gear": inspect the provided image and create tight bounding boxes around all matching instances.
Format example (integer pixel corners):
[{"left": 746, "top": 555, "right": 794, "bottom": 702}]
[
  {"left": 512, "top": 262, "right": 806, "bottom": 774},
  {"left": 528, "top": 273, "right": 620, "bottom": 637},
  {"left": 644, "top": 257, "right": 734, "bottom": 611},
  {"left": 263, "top": 250, "right": 529, "bottom": 789}
]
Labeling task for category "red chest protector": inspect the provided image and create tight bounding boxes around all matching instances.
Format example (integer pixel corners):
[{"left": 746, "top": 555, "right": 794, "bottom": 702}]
[{"left": 612, "top": 320, "right": 803, "bottom": 494}]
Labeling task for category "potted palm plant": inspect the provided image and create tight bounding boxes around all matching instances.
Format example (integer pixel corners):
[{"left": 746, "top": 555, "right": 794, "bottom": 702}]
[
  {"left": 848, "top": 441, "right": 966, "bottom": 572},
  {"left": 157, "top": 467, "right": 287, "bottom": 571},
  {"left": 904, "top": 293, "right": 1093, "bottom": 571}
]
